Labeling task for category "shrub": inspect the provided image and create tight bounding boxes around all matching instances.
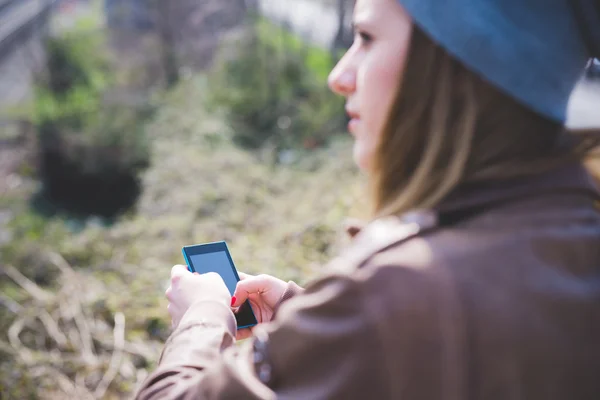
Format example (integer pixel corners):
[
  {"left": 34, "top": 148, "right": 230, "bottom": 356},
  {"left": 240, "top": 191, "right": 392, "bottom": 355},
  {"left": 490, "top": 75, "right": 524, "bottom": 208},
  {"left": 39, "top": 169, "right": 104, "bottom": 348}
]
[
  {"left": 44, "top": 31, "right": 109, "bottom": 96},
  {"left": 31, "top": 29, "right": 152, "bottom": 218},
  {"left": 206, "top": 18, "right": 346, "bottom": 155}
]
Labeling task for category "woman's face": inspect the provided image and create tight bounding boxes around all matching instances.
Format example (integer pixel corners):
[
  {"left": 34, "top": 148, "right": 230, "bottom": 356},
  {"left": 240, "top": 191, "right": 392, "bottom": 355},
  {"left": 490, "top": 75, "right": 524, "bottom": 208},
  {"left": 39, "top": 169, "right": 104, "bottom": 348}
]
[{"left": 328, "top": 0, "right": 412, "bottom": 172}]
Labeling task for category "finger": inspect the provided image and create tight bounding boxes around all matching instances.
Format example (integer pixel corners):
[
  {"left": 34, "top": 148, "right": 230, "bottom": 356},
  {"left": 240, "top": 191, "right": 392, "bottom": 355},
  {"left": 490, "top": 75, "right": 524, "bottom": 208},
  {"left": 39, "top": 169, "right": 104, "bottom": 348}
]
[
  {"left": 202, "top": 272, "right": 228, "bottom": 287},
  {"left": 204, "top": 271, "right": 222, "bottom": 280},
  {"left": 171, "top": 264, "right": 189, "bottom": 281},
  {"left": 165, "top": 286, "right": 173, "bottom": 301},
  {"left": 236, "top": 327, "right": 254, "bottom": 341},
  {"left": 238, "top": 272, "right": 253, "bottom": 281},
  {"left": 232, "top": 275, "right": 270, "bottom": 306}
]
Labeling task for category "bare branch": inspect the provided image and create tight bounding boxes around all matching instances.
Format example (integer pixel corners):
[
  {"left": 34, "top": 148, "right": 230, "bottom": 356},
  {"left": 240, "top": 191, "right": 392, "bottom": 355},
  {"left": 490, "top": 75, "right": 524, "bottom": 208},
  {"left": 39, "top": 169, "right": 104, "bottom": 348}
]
[
  {"left": 2, "top": 264, "right": 53, "bottom": 303},
  {"left": 0, "top": 339, "right": 16, "bottom": 355},
  {"left": 8, "top": 317, "right": 34, "bottom": 364},
  {"left": 94, "top": 312, "right": 125, "bottom": 399},
  {"left": 73, "top": 301, "right": 98, "bottom": 365},
  {"left": 38, "top": 309, "right": 69, "bottom": 349},
  {"left": 0, "top": 292, "right": 23, "bottom": 313},
  {"left": 47, "top": 251, "right": 76, "bottom": 278},
  {"left": 47, "top": 252, "right": 98, "bottom": 362}
]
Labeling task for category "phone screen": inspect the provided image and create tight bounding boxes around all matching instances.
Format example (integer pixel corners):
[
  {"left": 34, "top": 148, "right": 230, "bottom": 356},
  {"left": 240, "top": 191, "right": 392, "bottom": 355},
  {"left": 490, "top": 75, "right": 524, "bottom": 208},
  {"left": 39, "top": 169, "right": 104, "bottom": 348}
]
[
  {"left": 188, "top": 252, "right": 238, "bottom": 294},
  {"left": 185, "top": 248, "right": 258, "bottom": 329}
]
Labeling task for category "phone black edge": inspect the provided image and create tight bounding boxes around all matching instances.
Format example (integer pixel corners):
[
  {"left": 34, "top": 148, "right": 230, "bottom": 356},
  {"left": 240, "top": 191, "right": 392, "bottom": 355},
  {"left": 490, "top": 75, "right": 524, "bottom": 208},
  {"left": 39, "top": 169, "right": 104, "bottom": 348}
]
[{"left": 181, "top": 242, "right": 258, "bottom": 330}]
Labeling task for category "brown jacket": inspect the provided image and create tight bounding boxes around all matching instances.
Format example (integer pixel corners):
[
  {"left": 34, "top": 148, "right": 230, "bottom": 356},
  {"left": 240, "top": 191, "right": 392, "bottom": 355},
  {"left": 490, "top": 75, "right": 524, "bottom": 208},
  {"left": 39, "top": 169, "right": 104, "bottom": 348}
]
[{"left": 135, "top": 164, "right": 600, "bottom": 400}]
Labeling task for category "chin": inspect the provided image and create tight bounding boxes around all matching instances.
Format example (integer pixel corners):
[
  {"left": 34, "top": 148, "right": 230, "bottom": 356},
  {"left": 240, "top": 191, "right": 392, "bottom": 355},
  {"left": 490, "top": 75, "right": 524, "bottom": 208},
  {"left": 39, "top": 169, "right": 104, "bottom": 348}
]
[{"left": 353, "top": 144, "right": 373, "bottom": 172}]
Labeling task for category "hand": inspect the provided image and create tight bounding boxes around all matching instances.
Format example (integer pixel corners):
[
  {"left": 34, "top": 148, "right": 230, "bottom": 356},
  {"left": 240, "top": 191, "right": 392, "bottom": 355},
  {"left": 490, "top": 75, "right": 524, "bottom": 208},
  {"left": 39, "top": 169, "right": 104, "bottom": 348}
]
[
  {"left": 232, "top": 273, "right": 288, "bottom": 340},
  {"left": 165, "top": 265, "right": 231, "bottom": 329}
]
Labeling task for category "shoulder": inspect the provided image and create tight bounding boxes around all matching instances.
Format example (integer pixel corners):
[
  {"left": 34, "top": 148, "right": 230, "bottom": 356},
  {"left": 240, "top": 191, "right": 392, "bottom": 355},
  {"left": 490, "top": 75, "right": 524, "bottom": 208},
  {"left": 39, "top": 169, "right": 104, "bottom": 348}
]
[
  {"left": 329, "top": 210, "right": 470, "bottom": 283},
  {"left": 323, "top": 212, "right": 464, "bottom": 323},
  {"left": 330, "top": 211, "right": 439, "bottom": 272},
  {"left": 334, "top": 209, "right": 509, "bottom": 277},
  {"left": 328, "top": 215, "right": 468, "bottom": 399},
  {"left": 325, "top": 211, "right": 486, "bottom": 324}
]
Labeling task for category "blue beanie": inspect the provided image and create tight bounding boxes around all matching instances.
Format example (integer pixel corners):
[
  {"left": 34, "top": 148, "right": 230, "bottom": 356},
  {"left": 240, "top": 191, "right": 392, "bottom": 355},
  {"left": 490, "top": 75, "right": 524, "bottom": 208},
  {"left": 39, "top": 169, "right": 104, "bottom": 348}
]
[{"left": 397, "top": 0, "right": 600, "bottom": 122}]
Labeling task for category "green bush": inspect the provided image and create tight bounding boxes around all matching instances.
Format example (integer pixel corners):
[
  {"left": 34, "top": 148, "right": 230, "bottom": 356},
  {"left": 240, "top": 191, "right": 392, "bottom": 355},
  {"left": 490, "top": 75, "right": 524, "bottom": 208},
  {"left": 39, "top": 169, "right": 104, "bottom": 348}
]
[
  {"left": 30, "top": 28, "right": 153, "bottom": 217},
  {"left": 44, "top": 31, "right": 109, "bottom": 96},
  {"left": 206, "top": 18, "right": 346, "bottom": 154}
]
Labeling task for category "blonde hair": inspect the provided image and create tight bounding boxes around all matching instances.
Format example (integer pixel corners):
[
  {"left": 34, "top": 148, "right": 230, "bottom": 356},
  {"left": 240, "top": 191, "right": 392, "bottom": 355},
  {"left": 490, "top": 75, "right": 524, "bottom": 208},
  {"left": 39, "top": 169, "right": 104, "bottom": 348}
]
[{"left": 370, "top": 26, "right": 600, "bottom": 218}]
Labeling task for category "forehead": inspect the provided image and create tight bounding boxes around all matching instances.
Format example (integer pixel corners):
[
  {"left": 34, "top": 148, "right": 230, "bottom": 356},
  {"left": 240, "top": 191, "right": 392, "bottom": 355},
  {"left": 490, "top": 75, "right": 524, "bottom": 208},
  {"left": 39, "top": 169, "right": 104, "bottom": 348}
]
[{"left": 353, "top": 0, "right": 402, "bottom": 24}]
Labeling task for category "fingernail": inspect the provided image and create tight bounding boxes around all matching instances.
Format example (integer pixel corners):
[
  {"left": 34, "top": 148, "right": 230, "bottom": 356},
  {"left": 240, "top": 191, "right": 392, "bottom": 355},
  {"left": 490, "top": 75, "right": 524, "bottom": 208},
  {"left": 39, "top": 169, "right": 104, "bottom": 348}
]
[{"left": 231, "top": 296, "right": 237, "bottom": 306}]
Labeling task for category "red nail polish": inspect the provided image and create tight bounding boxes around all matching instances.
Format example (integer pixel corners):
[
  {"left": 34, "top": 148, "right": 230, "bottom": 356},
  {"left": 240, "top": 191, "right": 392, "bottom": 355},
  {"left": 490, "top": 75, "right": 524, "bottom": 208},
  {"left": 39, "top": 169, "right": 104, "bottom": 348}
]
[{"left": 230, "top": 296, "right": 237, "bottom": 306}]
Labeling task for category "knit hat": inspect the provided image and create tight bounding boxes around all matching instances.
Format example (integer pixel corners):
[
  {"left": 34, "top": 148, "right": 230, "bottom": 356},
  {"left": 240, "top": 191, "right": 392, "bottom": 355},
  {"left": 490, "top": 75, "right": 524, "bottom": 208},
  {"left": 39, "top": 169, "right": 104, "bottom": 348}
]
[{"left": 397, "top": 0, "right": 600, "bottom": 123}]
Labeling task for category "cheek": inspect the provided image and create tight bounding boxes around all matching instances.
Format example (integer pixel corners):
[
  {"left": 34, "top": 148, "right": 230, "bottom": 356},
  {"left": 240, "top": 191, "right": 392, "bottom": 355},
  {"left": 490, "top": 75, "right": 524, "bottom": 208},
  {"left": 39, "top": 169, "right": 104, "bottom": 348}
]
[
  {"left": 354, "top": 52, "right": 407, "bottom": 172},
  {"left": 375, "top": 68, "right": 399, "bottom": 114},
  {"left": 359, "top": 59, "right": 403, "bottom": 137}
]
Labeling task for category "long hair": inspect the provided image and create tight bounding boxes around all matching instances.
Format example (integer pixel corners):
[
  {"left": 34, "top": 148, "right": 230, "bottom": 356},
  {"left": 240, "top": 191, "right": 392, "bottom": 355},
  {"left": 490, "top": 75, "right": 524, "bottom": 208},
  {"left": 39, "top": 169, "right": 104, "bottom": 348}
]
[{"left": 370, "top": 26, "right": 600, "bottom": 218}]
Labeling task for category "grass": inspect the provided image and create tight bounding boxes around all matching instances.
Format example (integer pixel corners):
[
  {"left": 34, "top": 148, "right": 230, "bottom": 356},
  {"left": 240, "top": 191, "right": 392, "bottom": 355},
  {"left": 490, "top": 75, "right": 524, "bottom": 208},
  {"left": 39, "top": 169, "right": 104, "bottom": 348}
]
[{"left": 0, "top": 74, "right": 364, "bottom": 399}]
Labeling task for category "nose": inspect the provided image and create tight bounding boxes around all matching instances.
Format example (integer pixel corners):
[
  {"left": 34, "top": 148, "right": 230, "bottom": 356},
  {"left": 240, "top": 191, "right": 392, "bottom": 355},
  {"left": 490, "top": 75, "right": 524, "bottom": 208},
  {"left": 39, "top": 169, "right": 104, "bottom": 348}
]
[{"left": 328, "top": 53, "right": 356, "bottom": 97}]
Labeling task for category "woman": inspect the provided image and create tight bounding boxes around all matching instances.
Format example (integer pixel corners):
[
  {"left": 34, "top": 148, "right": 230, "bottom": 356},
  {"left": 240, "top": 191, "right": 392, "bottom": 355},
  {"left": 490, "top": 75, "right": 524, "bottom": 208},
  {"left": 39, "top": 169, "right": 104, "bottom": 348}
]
[{"left": 136, "top": 0, "right": 600, "bottom": 398}]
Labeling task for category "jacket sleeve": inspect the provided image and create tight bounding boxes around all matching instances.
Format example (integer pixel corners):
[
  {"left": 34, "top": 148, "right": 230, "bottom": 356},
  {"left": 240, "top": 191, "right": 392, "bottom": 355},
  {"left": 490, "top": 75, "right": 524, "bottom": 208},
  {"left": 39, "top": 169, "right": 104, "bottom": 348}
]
[
  {"left": 134, "top": 272, "right": 393, "bottom": 400},
  {"left": 271, "top": 281, "right": 305, "bottom": 320}
]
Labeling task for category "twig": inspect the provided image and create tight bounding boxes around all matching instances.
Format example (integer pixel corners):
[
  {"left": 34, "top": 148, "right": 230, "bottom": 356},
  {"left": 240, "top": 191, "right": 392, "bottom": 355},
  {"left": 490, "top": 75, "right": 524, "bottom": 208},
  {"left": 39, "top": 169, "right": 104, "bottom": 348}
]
[
  {"left": 38, "top": 309, "right": 69, "bottom": 349},
  {"left": 0, "top": 339, "right": 16, "bottom": 355},
  {"left": 2, "top": 264, "right": 53, "bottom": 303},
  {"left": 134, "top": 368, "right": 150, "bottom": 397},
  {"left": 94, "top": 312, "right": 125, "bottom": 399},
  {"left": 48, "top": 252, "right": 98, "bottom": 362},
  {"left": 47, "top": 252, "right": 76, "bottom": 278},
  {"left": 0, "top": 292, "right": 23, "bottom": 313},
  {"left": 55, "top": 369, "right": 80, "bottom": 398},
  {"left": 32, "top": 365, "right": 96, "bottom": 400},
  {"left": 73, "top": 301, "right": 97, "bottom": 365},
  {"left": 8, "top": 317, "right": 33, "bottom": 365},
  {"left": 76, "top": 372, "right": 89, "bottom": 397}
]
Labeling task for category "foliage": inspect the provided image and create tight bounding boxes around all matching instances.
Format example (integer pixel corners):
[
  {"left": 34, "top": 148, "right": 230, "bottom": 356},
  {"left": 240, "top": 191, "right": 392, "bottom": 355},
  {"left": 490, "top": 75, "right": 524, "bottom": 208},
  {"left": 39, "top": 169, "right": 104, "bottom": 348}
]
[
  {"left": 0, "top": 72, "right": 361, "bottom": 397},
  {"left": 43, "top": 31, "right": 109, "bottom": 96},
  {"left": 0, "top": 3, "right": 359, "bottom": 395},
  {"left": 30, "top": 28, "right": 153, "bottom": 218},
  {"left": 206, "top": 18, "right": 346, "bottom": 154}
]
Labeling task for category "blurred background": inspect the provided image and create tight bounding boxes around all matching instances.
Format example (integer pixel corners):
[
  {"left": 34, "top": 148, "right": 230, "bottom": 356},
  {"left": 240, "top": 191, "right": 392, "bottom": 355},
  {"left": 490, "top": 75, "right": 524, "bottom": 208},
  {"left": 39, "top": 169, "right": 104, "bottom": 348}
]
[{"left": 0, "top": 0, "right": 598, "bottom": 398}]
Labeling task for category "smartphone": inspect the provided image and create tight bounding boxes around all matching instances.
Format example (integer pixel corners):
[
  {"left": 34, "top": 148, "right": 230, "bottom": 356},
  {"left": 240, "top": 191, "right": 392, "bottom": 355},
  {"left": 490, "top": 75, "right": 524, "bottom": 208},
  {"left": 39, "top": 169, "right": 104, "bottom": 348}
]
[{"left": 182, "top": 241, "right": 258, "bottom": 329}]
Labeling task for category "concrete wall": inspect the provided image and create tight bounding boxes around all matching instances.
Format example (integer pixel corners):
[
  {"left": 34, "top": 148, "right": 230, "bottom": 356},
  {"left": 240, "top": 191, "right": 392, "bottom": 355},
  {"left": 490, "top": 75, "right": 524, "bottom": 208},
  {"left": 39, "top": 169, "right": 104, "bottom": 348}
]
[
  {"left": 0, "top": 0, "right": 53, "bottom": 110},
  {"left": 258, "top": 0, "right": 352, "bottom": 50},
  {"left": 0, "top": 31, "right": 46, "bottom": 108}
]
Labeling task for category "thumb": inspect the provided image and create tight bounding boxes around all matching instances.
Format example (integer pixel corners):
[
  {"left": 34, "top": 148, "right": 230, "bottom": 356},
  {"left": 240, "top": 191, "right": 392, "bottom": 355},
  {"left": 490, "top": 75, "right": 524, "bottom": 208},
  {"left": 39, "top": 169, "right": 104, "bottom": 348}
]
[{"left": 232, "top": 275, "right": 270, "bottom": 307}]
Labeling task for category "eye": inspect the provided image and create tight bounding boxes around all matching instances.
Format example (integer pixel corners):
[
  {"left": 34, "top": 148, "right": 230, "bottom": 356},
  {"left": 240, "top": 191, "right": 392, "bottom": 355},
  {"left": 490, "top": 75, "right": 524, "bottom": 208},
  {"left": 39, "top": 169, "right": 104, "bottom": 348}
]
[{"left": 354, "top": 30, "right": 373, "bottom": 46}]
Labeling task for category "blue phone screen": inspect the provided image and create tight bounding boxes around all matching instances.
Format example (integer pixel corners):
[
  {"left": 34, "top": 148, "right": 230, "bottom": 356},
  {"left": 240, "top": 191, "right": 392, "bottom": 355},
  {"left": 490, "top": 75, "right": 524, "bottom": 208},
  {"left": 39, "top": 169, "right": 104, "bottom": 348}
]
[{"left": 188, "top": 251, "right": 238, "bottom": 294}]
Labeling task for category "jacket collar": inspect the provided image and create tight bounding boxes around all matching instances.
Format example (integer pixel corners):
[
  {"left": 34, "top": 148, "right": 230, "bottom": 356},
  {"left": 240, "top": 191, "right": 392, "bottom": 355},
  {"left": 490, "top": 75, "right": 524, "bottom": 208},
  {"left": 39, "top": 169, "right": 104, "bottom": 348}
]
[
  {"left": 436, "top": 163, "right": 599, "bottom": 216},
  {"left": 345, "top": 163, "right": 600, "bottom": 238}
]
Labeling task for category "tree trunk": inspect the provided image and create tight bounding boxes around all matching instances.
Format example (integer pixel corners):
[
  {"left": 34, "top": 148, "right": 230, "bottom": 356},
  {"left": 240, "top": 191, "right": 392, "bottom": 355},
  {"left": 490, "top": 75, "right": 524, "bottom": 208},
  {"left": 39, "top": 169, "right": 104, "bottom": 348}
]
[
  {"left": 156, "top": 0, "right": 179, "bottom": 87},
  {"left": 331, "top": 0, "right": 348, "bottom": 56}
]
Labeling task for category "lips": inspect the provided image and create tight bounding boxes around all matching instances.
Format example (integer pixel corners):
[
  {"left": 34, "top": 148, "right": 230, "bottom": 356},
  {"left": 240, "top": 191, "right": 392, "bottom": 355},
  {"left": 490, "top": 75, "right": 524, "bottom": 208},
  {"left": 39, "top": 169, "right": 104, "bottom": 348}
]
[
  {"left": 346, "top": 109, "right": 360, "bottom": 120},
  {"left": 346, "top": 108, "right": 360, "bottom": 133}
]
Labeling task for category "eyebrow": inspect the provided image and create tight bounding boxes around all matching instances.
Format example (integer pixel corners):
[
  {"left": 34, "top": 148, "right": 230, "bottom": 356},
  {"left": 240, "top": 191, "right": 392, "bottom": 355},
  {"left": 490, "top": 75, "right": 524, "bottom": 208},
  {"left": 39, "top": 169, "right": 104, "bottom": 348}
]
[{"left": 351, "top": 20, "right": 366, "bottom": 31}]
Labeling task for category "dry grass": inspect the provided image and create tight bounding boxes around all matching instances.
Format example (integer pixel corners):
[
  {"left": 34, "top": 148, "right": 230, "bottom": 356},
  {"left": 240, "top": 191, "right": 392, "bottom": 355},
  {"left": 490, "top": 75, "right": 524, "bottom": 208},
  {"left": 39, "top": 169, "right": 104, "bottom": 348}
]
[{"left": 0, "top": 75, "right": 361, "bottom": 398}]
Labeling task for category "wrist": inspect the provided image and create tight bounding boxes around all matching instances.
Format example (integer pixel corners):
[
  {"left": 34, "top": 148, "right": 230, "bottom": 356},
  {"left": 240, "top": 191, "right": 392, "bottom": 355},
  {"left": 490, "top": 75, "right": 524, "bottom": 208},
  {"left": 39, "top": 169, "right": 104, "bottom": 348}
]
[{"left": 179, "top": 299, "right": 236, "bottom": 332}]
